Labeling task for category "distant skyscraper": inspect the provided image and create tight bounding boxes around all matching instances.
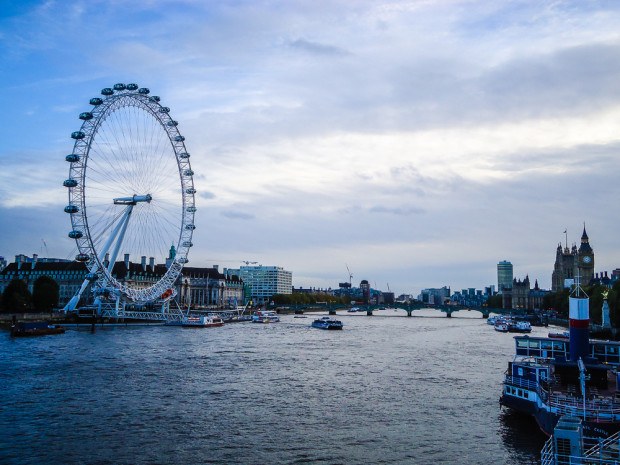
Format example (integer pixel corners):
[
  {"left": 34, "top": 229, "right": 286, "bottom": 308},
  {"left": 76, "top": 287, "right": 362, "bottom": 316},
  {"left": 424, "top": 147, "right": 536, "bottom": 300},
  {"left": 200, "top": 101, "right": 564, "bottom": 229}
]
[{"left": 497, "top": 260, "right": 513, "bottom": 292}]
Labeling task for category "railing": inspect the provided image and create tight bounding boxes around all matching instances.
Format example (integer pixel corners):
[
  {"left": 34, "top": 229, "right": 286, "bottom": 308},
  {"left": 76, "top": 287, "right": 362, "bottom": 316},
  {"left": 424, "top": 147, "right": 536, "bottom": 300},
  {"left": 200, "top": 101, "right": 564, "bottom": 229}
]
[
  {"left": 505, "top": 375, "right": 620, "bottom": 422},
  {"left": 504, "top": 375, "right": 539, "bottom": 391},
  {"left": 540, "top": 432, "right": 620, "bottom": 464},
  {"left": 547, "top": 394, "right": 620, "bottom": 422}
]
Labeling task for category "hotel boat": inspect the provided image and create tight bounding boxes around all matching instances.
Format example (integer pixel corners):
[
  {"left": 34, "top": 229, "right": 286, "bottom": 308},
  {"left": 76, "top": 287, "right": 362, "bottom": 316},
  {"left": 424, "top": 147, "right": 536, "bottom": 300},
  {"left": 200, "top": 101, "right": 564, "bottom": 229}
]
[{"left": 500, "top": 285, "right": 620, "bottom": 438}]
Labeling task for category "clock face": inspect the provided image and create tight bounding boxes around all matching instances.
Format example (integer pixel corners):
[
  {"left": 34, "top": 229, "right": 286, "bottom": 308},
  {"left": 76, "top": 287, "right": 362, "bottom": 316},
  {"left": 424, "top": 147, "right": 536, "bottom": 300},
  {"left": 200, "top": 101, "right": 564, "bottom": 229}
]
[{"left": 583, "top": 256, "right": 592, "bottom": 264}]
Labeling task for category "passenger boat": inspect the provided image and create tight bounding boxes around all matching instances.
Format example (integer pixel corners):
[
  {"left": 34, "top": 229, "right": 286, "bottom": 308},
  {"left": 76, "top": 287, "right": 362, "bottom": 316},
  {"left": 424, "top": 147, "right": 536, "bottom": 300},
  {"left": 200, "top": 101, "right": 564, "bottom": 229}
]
[
  {"left": 487, "top": 315, "right": 500, "bottom": 325},
  {"left": 509, "top": 321, "right": 532, "bottom": 333},
  {"left": 499, "top": 285, "right": 620, "bottom": 438},
  {"left": 10, "top": 321, "right": 65, "bottom": 337},
  {"left": 494, "top": 321, "right": 509, "bottom": 332},
  {"left": 178, "top": 316, "right": 224, "bottom": 328},
  {"left": 311, "top": 316, "right": 343, "bottom": 330},
  {"left": 252, "top": 310, "right": 280, "bottom": 323}
]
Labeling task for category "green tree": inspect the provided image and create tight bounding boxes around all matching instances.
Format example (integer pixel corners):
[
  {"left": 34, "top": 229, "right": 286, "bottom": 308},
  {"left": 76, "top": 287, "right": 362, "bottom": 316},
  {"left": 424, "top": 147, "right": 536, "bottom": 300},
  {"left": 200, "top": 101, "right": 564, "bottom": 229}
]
[
  {"left": 1, "top": 278, "right": 32, "bottom": 313},
  {"left": 485, "top": 294, "right": 502, "bottom": 309},
  {"left": 32, "top": 275, "right": 60, "bottom": 312}
]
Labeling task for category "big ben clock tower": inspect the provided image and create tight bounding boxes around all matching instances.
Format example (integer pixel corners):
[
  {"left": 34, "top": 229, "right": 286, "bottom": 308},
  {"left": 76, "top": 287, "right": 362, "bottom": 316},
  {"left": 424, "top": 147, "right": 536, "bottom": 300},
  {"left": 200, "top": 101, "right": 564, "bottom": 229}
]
[{"left": 577, "top": 224, "right": 594, "bottom": 285}]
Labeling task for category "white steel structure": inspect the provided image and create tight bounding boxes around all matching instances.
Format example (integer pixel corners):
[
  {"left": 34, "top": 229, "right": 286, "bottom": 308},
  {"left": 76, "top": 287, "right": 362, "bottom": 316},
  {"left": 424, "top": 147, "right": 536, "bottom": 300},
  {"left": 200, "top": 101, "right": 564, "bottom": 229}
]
[{"left": 62, "top": 83, "right": 196, "bottom": 320}]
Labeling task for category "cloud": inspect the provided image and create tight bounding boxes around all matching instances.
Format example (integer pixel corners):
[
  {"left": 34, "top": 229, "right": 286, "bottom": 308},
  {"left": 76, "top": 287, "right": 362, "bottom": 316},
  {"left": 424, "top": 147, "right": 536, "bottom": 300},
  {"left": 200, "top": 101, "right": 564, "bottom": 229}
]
[
  {"left": 288, "top": 38, "right": 351, "bottom": 56},
  {"left": 2, "top": 0, "right": 620, "bottom": 294},
  {"left": 220, "top": 210, "right": 255, "bottom": 220}
]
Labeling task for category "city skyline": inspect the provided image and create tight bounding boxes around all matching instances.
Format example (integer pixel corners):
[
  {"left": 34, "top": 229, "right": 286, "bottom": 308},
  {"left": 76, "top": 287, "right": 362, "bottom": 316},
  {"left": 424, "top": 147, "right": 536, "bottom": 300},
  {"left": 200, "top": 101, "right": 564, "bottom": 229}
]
[{"left": 2, "top": 1, "right": 620, "bottom": 296}]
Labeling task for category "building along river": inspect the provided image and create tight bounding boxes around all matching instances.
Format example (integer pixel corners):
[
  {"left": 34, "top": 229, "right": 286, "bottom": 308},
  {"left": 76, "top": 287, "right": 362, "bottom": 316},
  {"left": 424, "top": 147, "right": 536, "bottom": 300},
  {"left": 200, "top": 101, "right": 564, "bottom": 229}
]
[{"left": 1, "top": 309, "right": 549, "bottom": 464}]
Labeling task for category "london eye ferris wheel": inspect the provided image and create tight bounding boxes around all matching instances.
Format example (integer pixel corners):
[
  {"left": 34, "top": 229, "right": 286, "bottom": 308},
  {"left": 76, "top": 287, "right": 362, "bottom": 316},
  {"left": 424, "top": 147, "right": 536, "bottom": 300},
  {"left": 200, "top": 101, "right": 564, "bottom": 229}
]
[{"left": 62, "top": 83, "right": 196, "bottom": 313}]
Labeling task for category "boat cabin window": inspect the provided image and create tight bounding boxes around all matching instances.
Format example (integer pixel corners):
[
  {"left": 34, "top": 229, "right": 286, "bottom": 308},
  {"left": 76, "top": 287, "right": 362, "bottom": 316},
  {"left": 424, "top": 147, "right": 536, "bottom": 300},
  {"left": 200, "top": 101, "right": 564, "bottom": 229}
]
[{"left": 552, "top": 341, "right": 565, "bottom": 351}]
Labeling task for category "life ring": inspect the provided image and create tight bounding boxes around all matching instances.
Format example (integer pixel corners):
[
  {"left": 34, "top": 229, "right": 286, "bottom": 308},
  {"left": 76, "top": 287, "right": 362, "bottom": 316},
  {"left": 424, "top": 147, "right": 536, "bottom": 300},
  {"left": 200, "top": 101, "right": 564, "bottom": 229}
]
[{"left": 161, "top": 288, "right": 173, "bottom": 299}]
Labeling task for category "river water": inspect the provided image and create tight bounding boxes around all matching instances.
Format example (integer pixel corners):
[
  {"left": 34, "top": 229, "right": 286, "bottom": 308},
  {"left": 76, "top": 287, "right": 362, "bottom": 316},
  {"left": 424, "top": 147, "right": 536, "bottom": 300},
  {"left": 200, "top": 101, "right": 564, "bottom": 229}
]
[{"left": 1, "top": 309, "right": 549, "bottom": 464}]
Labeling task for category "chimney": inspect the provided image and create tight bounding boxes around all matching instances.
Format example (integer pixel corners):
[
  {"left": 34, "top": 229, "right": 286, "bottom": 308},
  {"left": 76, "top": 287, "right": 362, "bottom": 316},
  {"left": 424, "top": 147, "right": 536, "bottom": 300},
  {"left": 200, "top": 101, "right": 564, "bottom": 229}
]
[
  {"left": 124, "top": 253, "right": 130, "bottom": 269},
  {"left": 15, "top": 255, "right": 22, "bottom": 270},
  {"left": 149, "top": 257, "right": 155, "bottom": 272},
  {"left": 141, "top": 256, "right": 147, "bottom": 272},
  {"left": 32, "top": 253, "right": 38, "bottom": 269}
]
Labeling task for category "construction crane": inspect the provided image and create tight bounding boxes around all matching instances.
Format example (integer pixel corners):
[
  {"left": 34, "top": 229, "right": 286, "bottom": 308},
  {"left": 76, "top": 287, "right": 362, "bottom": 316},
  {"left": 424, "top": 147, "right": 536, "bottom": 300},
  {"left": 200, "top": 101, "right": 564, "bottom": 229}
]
[{"left": 346, "top": 264, "right": 353, "bottom": 287}]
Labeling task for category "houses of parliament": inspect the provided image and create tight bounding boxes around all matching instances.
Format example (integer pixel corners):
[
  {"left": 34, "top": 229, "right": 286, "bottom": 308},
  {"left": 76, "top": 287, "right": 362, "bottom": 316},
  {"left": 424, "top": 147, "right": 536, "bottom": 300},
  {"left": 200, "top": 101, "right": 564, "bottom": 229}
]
[{"left": 551, "top": 225, "right": 595, "bottom": 293}]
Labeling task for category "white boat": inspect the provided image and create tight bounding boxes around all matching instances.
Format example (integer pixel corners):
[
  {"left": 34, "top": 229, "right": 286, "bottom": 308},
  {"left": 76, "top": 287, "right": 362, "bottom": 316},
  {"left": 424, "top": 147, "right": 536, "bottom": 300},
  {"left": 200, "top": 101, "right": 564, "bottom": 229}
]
[
  {"left": 494, "top": 321, "right": 509, "bottom": 332},
  {"left": 166, "top": 315, "right": 225, "bottom": 328},
  {"left": 252, "top": 310, "right": 280, "bottom": 323},
  {"left": 509, "top": 320, "right": 532, "bottom": 333}
]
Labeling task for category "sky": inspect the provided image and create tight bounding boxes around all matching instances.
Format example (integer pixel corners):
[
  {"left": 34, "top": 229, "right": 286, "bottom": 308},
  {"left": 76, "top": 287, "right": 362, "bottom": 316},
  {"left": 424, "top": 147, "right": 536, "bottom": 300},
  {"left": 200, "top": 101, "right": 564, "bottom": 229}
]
[{"left": 1, "top": 0, "right": 620, "bottom": 297}]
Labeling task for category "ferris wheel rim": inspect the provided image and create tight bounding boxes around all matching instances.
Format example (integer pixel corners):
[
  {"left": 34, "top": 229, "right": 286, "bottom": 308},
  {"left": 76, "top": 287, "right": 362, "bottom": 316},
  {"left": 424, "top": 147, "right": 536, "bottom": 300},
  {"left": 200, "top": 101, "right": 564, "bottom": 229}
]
[{"left": 63, "top": 83, "right": 196, "bottom": 303}]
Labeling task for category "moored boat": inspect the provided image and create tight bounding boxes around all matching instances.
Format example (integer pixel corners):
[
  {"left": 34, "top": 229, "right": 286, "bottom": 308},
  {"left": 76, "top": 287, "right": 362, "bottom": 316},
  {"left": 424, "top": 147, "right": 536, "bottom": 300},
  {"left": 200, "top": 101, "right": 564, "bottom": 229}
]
[
  {"left": 508, "top": 321, "right": 532, "bottom": 333},
  {"left": 172, "top": 315, "right": 224, "bottom": 328},
  {"left": 10, "top": 321, "right": 65, "bottom": 337},
  {"left": 494, "top": 321, "right": 509, "bottom": 332},
  {"left": 499, "top": 285, "right": 620, "bottom": 438},
  {"left": 311, "top": 316, "right": 343, "bottom": 330}
]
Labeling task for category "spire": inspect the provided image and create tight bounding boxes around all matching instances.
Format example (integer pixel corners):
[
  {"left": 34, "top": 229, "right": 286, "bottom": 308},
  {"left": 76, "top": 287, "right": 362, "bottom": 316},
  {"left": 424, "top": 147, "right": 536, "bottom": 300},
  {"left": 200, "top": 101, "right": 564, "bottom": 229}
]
[
  {"left": 578, "top": 223, "right": 593, "bottom": 254},
  {"left": 581, "top": 223, "right": 589, "bottom": 243}
]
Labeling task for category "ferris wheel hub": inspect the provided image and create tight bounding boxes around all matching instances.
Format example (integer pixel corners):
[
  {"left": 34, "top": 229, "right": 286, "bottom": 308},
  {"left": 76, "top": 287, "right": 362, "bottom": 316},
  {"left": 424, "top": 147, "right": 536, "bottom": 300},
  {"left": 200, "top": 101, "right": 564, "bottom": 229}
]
[{"left": 113, "top": 194, "right": 153, "bottom": 205}]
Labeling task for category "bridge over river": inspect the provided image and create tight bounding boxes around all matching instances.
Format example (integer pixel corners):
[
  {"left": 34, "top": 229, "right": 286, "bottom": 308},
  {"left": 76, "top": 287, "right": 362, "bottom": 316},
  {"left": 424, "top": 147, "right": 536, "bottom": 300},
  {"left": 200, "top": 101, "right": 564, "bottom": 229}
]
[{"left": 280, "top": 303, "right": 527, "bottom": 318}]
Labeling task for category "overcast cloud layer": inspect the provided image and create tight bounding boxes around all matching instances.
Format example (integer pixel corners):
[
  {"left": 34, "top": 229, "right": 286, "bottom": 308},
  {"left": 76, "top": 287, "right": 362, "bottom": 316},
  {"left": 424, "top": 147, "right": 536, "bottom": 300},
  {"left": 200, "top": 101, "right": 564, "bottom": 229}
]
[{"left": 1, "top": 0, "right": 620, "bottom": 295}]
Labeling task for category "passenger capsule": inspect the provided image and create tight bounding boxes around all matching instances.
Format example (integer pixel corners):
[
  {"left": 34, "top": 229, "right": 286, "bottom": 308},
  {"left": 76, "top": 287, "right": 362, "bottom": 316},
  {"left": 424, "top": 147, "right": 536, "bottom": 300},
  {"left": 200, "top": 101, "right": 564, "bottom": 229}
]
[
  {"left": 101, "top": 88, "right": 114, "bottom": 96},
  {"left": 185, "top": 188, "right": 196, "bottom": 194},
  {"left": 167, "top": 120, "right": 178, "bottom": 127},
  {"left": 86, "top": 273, "right": 98, "bottom": 281},
  {"left": 183, "top": 169, "right": 194, "bottom": 176},
  {"left": 71, "top": 131, "right": 85, "bottom": 140},
  {"left": 75, "top": 253, "right": 90, "bottom": 262},
  {"left": 113, "top": 83, "right": 126, "bottom": 91},
  {"left": 174, "top": 135, "right": 185, "bottom": 142},
  {"left": 185, "top": 224, "right": 196, "bottom": 230},
  {"left": 149, "top": 95, "right": 160, "bottom": 102},
  {"left": 126, "top": 83, "right": 138, "bottom": 91},
  {"left": 79, "top": 112, "right": 93, "bottom": 120},
  {"left": 177, "top": 257, "right": 188, "bottom": 264},
  {"left": 66, "top": 154, "right": 80, "bottom": 163},
  {"left": 90, "top": 97, "right": 103, "bottom": 105},
  {"left": 63, "top": 179, "right": 78, "bottom": 188},
  {"left": 186, "top": 206, "right": 197, "bottom": 213},
  {"left": 159, "top": 107, "right": 170, "bottom": 113},
  {"left": 68, "top": 230, "right": 83, "bottom": 239},
  {"left": 64, "top": 205, "right": 79, "bottom": 214},
  {"left": 182, "top": 241, "right": 193, "bottom": 247},
  {"left": 138, "top": 88, "right": 150, "bottom": 94},
  {"left": 179, "top": 152, "right": 190, "bottom": 159}
]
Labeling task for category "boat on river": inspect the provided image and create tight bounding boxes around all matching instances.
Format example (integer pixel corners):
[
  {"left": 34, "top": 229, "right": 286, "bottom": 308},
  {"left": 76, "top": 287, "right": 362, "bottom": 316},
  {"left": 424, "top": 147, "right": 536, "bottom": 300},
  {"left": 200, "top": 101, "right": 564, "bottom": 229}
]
[
  {"left": 10, "top": 321, "right": 65, "bottom": 337},
  {"left": 499, "top": 285, "right": 620, "bottom": 438},
  {"left": 311, "top": 316, "right": 343, "bottom": 330},
  {"left": 509, "top": 321, "right": 532, "bottom": 333},
  {"left": 166, "top": 315, "right": 224, "bottom": 328},
  {"left": 252, "top": 310, "right": 280, "bottom": 323},
  {"left": 494, "top": 321, "right": 509, "bottom": 332}
]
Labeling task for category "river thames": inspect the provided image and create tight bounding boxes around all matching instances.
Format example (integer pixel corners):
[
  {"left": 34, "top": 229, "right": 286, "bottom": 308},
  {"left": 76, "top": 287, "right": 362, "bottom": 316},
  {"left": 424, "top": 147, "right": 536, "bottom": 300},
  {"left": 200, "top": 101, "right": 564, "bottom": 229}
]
[{"left": 1, "top": 309, "right": 549, "bottom": 464}]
